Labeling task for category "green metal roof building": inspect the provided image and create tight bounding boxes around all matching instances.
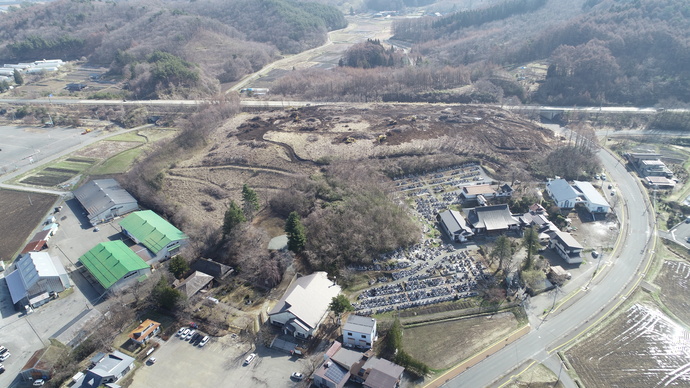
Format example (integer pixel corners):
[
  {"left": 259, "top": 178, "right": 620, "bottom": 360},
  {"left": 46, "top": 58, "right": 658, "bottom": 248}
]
[
  {"left": 79, "top": 241, "right": 150, "bottom": 290},
  {"left": 119, "top": 210, "right": 188, "bottom": 261}
]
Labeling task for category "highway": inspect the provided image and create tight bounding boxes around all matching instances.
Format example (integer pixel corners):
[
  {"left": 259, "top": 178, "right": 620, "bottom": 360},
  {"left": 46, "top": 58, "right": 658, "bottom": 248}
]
[
  {"left": 1, "top": 98, "right": 689, "bottom": 116},
  {"left": 441, "top": 149, "right": 655, "bottom": 387}
]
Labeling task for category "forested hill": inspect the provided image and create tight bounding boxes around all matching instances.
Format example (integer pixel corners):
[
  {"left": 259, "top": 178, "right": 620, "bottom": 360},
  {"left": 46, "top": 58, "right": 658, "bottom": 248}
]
[
  {"left": 0, "top": 0, "right": 346, "bottom": 98},
  {"left": 515, "top": 0, "right": 690, "bottom": 105},
  {"left": 392, "top": 0, "right": 690, "bottom": 106},
  {"left": 393, "top": 0, "right": 548, "bottom": 42}
]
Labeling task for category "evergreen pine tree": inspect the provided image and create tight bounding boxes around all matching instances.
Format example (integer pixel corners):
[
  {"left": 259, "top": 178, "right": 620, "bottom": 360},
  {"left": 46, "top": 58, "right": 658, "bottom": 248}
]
[
  {"left": 285, "top": 211, "right": 306, "bottom": 253},
  {"left": 223, "top": 200, "right": 245, "bottom": 236}
]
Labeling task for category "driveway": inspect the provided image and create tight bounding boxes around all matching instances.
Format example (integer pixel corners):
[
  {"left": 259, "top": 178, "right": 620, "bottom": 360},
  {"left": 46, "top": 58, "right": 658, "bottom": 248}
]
[
  {"left": 663, "top": 221, "right": 690, "bottom": 248},
  {"left": 130, "top": 334, "right": 310, "bottom": 388}
]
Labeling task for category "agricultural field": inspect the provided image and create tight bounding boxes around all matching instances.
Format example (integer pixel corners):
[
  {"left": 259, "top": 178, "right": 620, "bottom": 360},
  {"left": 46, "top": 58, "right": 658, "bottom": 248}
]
[
  {"left": 0, "top": 189, "right": 57, "bottom": 261},
  {"left": 401, "top": 311, "right": 520, "bottom": 370},
  {"left": 567, "top": 303, "right": 690, "bottom": 388},
  {"left": 655, "top": 260, "right": 690, "bottom": 324},
  {"left": 19, "top": 156, "right": 96, "bottom": 187}
]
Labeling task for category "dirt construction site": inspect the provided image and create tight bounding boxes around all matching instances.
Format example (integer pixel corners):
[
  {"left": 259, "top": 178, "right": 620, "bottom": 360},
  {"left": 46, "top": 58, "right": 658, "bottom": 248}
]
[{"left": 161, "top": 103, "right": 559, "bottom": 228}]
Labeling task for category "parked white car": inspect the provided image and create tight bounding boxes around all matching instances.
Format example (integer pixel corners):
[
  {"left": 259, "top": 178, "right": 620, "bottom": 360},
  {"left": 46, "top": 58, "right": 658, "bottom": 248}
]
[
  {"left": 243, "top": 353, "right": 256, "bottom": 366},
  {"left": 199, "top": 336, "right": 210, "bottom": 347},
  {"left": 185, "top": 329, "right": 196, "bottom": 341}
]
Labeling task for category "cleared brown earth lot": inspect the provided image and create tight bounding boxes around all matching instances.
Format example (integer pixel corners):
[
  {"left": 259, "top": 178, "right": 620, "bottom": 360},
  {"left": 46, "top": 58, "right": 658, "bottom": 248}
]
[
  {"left": 130, "top": 334, "right": 310, "bottom": 388},
  {"left": 0, "top": 189, "right": 56, "bottom": 261}
]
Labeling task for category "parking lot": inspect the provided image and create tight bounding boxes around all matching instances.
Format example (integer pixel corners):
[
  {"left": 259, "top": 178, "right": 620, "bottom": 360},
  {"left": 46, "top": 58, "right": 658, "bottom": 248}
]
[
  {"left": 0, "top": 125, "right": 94, "bottom": 176},
  {"left": 130, "top": 332, "right": 310, "bottom": 388}
]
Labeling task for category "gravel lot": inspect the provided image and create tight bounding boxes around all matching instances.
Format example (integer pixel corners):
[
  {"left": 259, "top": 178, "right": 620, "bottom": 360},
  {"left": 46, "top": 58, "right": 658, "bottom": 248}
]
[{"left": 130, "top": 333, "right": 310, "bottom": 388}]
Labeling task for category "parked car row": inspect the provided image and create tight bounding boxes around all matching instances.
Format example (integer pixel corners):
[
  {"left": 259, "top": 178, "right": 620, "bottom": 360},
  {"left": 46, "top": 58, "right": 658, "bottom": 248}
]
[{"left": 176, "top": 327, "right": 210, "bottom": 347}]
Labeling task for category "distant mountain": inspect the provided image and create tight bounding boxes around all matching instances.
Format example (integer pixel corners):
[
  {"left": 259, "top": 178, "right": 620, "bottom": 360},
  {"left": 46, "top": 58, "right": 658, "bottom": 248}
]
[
  {"left": 0, "top": 0, "right": 346, "bottom": 98},
  {"left": 391, "top": 0, "right": 690, "bottom": 105}
]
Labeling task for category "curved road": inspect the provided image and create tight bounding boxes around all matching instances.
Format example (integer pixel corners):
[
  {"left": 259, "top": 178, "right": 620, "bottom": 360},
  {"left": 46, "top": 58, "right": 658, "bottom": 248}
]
[{"left": 441, "top": 149, "right": 655, "bottom": 387}]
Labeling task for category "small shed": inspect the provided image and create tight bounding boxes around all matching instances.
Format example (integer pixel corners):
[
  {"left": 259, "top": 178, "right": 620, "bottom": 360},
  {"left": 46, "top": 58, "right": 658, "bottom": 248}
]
[{"left": 20, "top": 345, "right": 67, "bottom": 381}]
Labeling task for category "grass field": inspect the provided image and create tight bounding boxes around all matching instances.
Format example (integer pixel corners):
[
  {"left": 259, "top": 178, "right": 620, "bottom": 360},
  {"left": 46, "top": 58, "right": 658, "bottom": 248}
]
[
  {"left": 0, "top": 189, "right": 57, "bottom": 261},
  {"left": 90, "top": 147, "right": 145, "bottom": 175},
  {"left": 402, "top": 311, "right": 519, "bottom": 370}
]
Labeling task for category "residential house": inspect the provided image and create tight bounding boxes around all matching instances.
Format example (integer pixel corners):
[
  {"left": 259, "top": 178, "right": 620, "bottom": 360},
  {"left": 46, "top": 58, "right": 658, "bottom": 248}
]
[
  {"left": 640, "top": 159, "right": 673, "bottom": 177},
  {"left": 548, "top": 229, "right": 583, "bottom": 264},
  {"left": 519, "top": 204, "right": 583, "bottom": 263},
  {"left": 174, "top": 271, "right": 214, "bottom": 298},
  {"left": 191, "top": 258, "right": 234, "bottom": 281},
  {"left": 496, "top": 183, "right": 514, "bottom": 198},
  {"left": 5, "top": 252, "right": 71, "bottom": 309},
  {"left": 437, "top": 210, "right": 474, "bottom": 242},
  {"left": 314, "top": 341, "right": 405, "bottom": 388},
  {"left": 545, "top": 179, "right": 579, "bottom": 209},
  {"left": 572, "top": 181, "right": 610, "bottom": 213},
  {"left": 466, "top": 204, "right": 519, "bottom": 235},
  {"left": 128, "top": 319, "right": 161, "bottom": 345},
  {"left": 342, "top": 315, "right": 377, "bottom": 349},
  {"left": 78, "top": 241, "right": 150, "bottom": 292},
  {"left": 74, "top": 351, "right": 135, "bottom": 388},
  {"left": 119, "top": 210, "right": 189, "bottom": 263},
  {"left": 73, "top": 179, "right": 139, "bottom": 225},
  {"left": 529, "top": 203, "right": 546, "bottom": 214},
  {"left": 268, "top": 272, "right": 341, "bottom": 339},
  {"left": 627, "top": 152, "right": 673, "bottom": 178},
  {"left": 519, "top": 206, "right": 558, "bottom": 245},
  {"left": 460, "top": 184, "right": 496, "bottom": 202},
  {"left": 359, "top": 357, "right": 405, "bottom": 388}
]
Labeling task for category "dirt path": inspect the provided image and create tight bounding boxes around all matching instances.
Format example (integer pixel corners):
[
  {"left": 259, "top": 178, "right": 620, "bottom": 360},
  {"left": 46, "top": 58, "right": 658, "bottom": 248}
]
[
  {"left": 172, "top": 163, "right": 299, "bottom": 176},
  {"left": 227, "top": 15, "right": 394, "bottom": 93},
  {"left": 165, "top": 174, "right": 288, "bottom": 192},
  {"left": 261, "top": 139, "right": 315, "bottom": 164}
]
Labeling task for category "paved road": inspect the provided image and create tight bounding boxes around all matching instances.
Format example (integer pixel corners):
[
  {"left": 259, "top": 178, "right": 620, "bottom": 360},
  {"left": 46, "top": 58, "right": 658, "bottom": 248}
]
[
  {"left": 2, "top": 97, "right": 689, "bottom": 116},
  {"left": 441, "top": 149, "right": 655, "bottom": 387}
]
